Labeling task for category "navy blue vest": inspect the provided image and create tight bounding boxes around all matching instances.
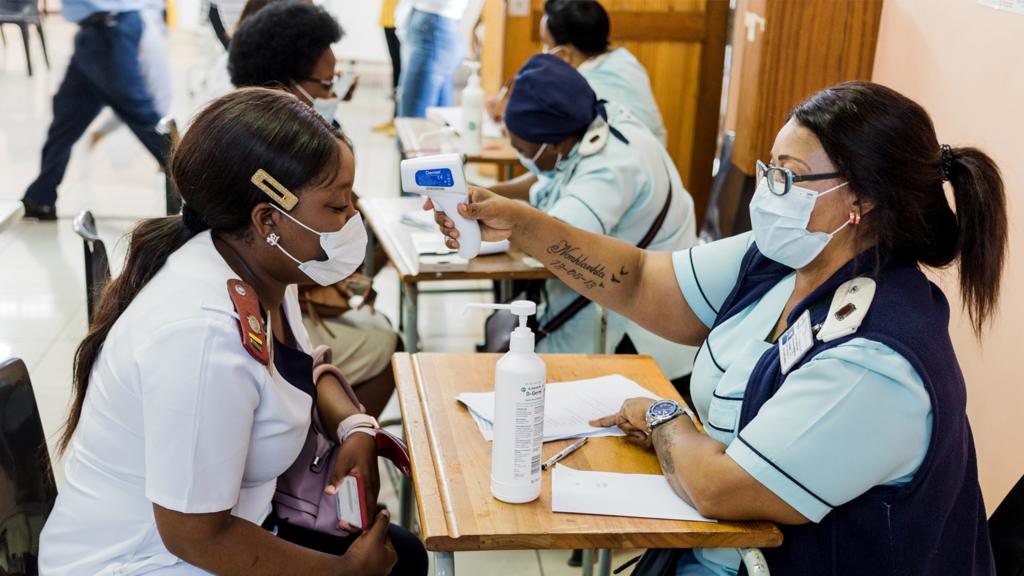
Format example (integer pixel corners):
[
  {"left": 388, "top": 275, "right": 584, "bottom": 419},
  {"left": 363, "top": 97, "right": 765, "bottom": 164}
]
[{"left": 718, "top": 246, "right": 995, "bottom": 576}]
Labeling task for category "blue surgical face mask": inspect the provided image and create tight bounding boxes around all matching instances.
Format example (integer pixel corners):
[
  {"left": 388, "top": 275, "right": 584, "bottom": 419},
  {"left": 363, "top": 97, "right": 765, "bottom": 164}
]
[
  {"left": 517, "top": 143, "right": 563, "bottom": 179},
  {"left": 749, "top": 177, "right": 850, "bottom": 269}
]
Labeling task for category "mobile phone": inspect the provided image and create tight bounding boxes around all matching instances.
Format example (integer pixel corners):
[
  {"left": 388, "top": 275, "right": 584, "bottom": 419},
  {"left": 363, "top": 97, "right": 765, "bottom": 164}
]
[{"left": 335, "top": 472, "right": 369, "bottom": 530}]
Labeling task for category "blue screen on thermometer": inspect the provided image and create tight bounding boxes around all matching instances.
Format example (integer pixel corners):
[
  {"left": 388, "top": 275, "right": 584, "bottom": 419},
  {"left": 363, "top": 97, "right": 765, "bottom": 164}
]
[{"left": 415, "top": 168, "right": 455, "bottom": 188}]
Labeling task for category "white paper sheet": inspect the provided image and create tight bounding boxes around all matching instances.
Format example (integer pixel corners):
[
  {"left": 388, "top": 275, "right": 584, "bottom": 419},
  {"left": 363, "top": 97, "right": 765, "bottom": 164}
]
[
  {"left": 427, "top": 106, "right": 504, "bottom": 139},
  {"left": 456, "top": 374, "right": 661, "bottom": 442},
  {"left": 552, "top": 465, "right": 716, "bottom": 523}
]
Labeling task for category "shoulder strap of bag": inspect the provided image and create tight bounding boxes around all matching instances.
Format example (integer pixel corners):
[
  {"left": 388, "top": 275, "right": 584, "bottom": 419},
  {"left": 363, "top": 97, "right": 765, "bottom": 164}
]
[{"left": 537, "top": 162, "right": 674, "bottom": 340}]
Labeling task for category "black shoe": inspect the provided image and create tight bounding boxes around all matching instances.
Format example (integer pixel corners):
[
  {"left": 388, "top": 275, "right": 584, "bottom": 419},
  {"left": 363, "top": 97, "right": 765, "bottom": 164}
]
[{"left": 22, "top": 200, "right": 57, "bottom": 221}]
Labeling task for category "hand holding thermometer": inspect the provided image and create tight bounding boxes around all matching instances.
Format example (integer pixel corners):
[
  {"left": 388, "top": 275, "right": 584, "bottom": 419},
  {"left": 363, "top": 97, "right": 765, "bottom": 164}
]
[{"left": 400, "top": 153, "right": 482, "bottom": 259}]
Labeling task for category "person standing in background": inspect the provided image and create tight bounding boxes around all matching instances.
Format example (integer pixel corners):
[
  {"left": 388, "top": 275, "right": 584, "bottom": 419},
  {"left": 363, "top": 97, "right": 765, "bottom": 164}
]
[
  {"left": 372, "top": 0, "right": 401, "bottom": 135},
  {"left": 21, "top": 0, "right": 169, "bottom": 221},
  {"left": 397, "top": 0, "right": 466, "bottom": 118},
  {"left": 89, "top": 0, "right": 173, "bottom": 151}
]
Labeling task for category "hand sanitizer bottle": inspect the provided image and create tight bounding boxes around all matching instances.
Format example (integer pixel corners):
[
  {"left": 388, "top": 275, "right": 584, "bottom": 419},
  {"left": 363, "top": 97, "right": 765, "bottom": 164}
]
[
  {"left": 461, "top": 60, "right": 484, "bottom": 155},
  {"left": 465, "top": 300, "right": 546, "bottom": 503}
]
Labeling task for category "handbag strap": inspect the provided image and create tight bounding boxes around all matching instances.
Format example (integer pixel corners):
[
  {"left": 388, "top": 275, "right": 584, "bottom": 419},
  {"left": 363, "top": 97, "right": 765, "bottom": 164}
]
[{"left": 537, "top": 163, "right": 674, "bottom": 341}]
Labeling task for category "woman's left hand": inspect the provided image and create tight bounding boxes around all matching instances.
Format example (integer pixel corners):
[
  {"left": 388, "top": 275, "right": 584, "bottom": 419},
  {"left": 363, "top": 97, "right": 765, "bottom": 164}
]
[
  {"left": 326, "top": 433, "right": 381, "bottom": 533},
  {"left": 590, "top": 397, "right": 657, "bottom": 449}
]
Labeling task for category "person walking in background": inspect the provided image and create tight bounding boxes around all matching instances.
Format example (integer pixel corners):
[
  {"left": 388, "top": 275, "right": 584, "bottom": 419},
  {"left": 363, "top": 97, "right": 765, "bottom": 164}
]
[
  {"left": 397, "top": 0, "right": 466, "bottom": 118},
  {"left": 372, "top": 0, "right": 401, "bottom": 135},
  {"left": 89, "top": 0, "right": 173, "bottom": 151},
  {"left": 21, "top": 0, "right": 170, "bottom": 221}
]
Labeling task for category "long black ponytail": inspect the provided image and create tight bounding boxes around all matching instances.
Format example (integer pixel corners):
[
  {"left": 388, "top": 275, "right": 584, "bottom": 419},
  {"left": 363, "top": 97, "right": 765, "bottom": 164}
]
[{"left": 792, "top": 81, "right": 1007, "bottom": 336}]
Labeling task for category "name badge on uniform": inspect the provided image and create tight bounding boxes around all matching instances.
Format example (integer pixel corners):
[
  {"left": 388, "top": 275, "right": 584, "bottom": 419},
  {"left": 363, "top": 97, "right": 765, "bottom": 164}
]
[{"left": 778, "top": 309, "right": 814, "bottom": 375}]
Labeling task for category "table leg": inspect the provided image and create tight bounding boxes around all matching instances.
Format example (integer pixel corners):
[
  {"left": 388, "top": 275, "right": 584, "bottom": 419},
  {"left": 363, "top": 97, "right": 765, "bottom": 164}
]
[
  {"left": 581, "top": 550, "right": 594, "bottom": 576},
  {"left": 739, "top": 548, "right": 770, "bottom": 576},
  {"left": 404, "top": 282, "right": 419, "bottom": 352},
  {"left": 434, "top": 551, "right": 455, "bottom": 576},
  {"left": 597, "top": 549, "right": 612, "bottom": 576},
  {"left": 364, "top": 225, "right": 377, "bottom": 277},
  {"left": 504, "top": 163, "right": 515, "bottom": 181},
  {"left": 499, "top": 279, "right": 513, "bottom": 302},
  {"left": 593, "top": 305, "right": 608, "bottom": 354}
]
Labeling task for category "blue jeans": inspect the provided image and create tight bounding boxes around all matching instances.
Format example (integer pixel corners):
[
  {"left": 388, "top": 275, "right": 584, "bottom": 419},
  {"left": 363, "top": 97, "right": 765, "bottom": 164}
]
[
  {"left": 23, "top": 11, "right": 168, "bottom": 206},
  {"left": 397, "top": 8, "right": 464, "bottom": 118}
]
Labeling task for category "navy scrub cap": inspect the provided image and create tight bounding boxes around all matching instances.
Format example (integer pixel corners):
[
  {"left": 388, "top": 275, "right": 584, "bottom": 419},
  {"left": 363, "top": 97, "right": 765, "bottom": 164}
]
[{"left": 504, "top": 54, "right": 601, "bottom": 144}]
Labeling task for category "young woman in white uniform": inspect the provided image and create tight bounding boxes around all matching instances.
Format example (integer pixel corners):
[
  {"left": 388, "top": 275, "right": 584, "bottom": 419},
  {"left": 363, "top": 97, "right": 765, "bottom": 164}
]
[
  {"left": 429, "top": 81, "right": 1006, "bottom": 575},
  {"left": 39, "top": 89, "right": 426, "bottom": 575}
]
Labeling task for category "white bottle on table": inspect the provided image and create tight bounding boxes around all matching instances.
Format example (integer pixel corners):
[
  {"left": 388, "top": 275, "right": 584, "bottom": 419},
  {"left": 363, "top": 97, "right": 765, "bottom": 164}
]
[
  {"left": 465, "top": 300, "right": 546, "bottom": 503},
  {"left": 461, "top": 61, "right": 484, "bottom": 155}
]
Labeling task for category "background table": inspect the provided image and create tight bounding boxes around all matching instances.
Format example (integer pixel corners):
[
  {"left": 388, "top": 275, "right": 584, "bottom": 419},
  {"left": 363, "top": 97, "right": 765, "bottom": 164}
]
[
  {"left": 392, "top": 353, "right": 782, "bottom": 575},
  {"left": 360, "top": 197, "right": 553, "bottom": 352},
  {"left": 396, "top": 117, "right": 520, "bottom": 181}
]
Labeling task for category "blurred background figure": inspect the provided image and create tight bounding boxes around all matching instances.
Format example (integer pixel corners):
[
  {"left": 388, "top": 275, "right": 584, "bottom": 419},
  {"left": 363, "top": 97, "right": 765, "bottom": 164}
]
[
  {"left": 20, "top": 0, "right": 170, "bottom": 221},
  {"left": 397, "top": 0, "right": 466, "bottom": 118},
  {"left": 372, "top": 0, "right": 402, "bottom": 136},
  {"left": 89, "top": 0, "right": 173, "bottom": 152}
]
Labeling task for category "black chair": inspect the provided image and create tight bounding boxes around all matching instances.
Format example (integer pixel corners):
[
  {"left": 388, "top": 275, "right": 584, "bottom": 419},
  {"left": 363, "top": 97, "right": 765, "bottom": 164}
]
[
  {"left": 72, "top": 210, "right": 111, "bottom": 325},
  {"left": 0, "top": 357, "right": 58, "bottom": 574},
  {"left": 0, "top": 0, "right": 49, "bottom": 76},
  {"left": 698, "top": 131, "right": 737, "bottom": 243},
  {"left": 157, "top": 117, "right": 182, "bottom": 216},
  {"left": 991, "top": 473, "right": 1024, "bottom": 576}
]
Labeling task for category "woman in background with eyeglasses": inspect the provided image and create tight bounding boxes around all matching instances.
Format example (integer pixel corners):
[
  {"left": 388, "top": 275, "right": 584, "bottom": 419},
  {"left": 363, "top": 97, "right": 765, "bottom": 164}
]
[{"left": 427, "top": 81, "right": 1006, "bottom": 575}]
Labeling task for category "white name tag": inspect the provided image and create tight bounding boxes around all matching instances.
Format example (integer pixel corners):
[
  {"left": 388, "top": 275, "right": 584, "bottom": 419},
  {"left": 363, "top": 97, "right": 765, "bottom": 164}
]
[{"left": 778, "top": 309, "right": 814, "bottom": 375}]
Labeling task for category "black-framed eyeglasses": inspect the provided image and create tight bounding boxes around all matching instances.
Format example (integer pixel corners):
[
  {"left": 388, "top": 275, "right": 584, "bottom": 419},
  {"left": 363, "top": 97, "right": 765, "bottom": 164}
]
[
  {"left": 300, "top": 76, "right": 334, "bottom": 90},
  {"left": 756, "top": 159, "right": 842, "bottom": 196}
]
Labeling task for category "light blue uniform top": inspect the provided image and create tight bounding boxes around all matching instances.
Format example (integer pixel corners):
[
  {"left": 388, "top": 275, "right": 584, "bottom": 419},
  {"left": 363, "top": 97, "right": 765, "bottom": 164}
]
[
  {"left": 531, "top": 102, "right": 697, "bottom": 379},
  {"left": 670, "top": 232, "right": 934, "bottom": 576},
  {"left": 578, "top": 48, "right": 668, "bottom": 145},
  {"left": 63, "top": 0, "right": 147, "bottom": 23}
]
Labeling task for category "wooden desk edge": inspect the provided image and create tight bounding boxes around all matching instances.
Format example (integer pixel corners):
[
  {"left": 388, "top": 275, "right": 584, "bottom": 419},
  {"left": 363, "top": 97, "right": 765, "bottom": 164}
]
[{"left": 423, "top": 526, "right": 783, "bottom": 552}]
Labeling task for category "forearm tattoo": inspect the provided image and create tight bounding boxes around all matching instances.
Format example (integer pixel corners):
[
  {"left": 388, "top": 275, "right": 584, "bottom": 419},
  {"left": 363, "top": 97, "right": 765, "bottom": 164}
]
[
  {"left": 652, "top": 423, "right": 677, "bottom": 475},
  {"left": 546, "top": 240, "right": 629, "bottom": 291}
]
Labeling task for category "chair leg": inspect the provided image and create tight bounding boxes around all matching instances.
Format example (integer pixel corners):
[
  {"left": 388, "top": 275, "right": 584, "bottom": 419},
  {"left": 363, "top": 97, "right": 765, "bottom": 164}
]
[
  {"left": 19, "top": 23, "right": 33, "bottom": 76},
  {"left": 36, "top": 23, "right": 50, "bottom": 69}
]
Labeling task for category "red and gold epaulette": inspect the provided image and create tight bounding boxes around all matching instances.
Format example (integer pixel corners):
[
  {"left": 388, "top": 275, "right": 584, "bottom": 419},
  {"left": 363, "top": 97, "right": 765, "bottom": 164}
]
[{"left": 227, "top": 279, "right": 269, "bottom": 365}]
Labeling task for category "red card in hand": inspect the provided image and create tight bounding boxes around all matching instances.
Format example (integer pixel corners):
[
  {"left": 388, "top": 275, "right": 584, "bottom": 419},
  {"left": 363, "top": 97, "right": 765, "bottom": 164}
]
[{"left": 375, "top": 429, "right": 411, "bottom": 477}]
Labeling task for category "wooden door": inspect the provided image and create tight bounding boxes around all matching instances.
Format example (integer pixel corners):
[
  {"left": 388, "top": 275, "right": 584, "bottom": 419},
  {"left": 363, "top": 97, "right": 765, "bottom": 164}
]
[{"left": 481, "top": 0, "right": 730, "bottom": 219}]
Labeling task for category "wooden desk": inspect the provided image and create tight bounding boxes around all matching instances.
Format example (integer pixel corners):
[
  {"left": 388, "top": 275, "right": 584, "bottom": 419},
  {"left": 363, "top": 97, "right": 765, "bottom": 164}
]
[
  {"left": 0, "top": 201, "right": 24, "bottom": 235},
  {"left": 393, "top": 353, "right": 782, "bottom": 575},
  {"left": 360, "top": 197, "right": 552, "bottom": 351},
  {"left": 396, "top": 117, "right": 519, "bottom": 180}
]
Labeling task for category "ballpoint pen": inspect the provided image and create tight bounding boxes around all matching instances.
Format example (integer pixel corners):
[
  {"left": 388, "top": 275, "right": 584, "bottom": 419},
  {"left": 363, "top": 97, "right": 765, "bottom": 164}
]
[{"left": 541, "top": 437, "right": 588, "bottom": 471}]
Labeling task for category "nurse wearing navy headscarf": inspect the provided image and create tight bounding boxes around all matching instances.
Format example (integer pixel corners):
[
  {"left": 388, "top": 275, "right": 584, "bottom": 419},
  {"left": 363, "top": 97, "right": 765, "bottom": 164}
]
[
  {"left": 428, "top": 81, "right": 1007, "bottom": 575},
  {"left": 492, "top": 54, "right": 699, "bottom": 385}
]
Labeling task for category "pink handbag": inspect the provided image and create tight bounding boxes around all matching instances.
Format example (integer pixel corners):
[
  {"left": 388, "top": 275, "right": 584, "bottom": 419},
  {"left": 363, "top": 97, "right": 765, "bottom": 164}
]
[{"left": 272, "top": 346, "right": 410, "bottom": 537}]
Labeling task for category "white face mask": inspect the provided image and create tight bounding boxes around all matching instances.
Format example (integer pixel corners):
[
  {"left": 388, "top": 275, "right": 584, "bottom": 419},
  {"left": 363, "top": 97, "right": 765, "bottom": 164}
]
[
  {"left": 749, "top": 178, "right": 850, "bottom": 269},
  {"left": 294, "top": 83, "right": 339, "bottom": 125},
  {"left": 267, "top": 205, "right": 367, "bottom": 286}
]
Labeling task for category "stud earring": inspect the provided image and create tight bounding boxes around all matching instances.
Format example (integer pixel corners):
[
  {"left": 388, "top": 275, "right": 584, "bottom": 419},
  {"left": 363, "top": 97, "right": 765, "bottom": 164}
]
[
  {"left": 848, "top": 211, "right": 862, "bottom": 225},
  {"left": 266, "top": 233, "right": 280, "bottom": 246}
]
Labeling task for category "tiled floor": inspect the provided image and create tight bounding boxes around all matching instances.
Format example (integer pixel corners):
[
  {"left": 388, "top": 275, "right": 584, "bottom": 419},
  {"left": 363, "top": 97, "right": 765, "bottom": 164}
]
[{"left": 0, "top": 15, "right": 623, "bottom": 576}]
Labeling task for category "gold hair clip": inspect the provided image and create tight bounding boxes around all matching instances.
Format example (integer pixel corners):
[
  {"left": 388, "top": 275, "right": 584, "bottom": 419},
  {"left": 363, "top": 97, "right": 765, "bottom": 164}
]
[{"left": 251, "top": 168, "right": 298, "bottom": 211}]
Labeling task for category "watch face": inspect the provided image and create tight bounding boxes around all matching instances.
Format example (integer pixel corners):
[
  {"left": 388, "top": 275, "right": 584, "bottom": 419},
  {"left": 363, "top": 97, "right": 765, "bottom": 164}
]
[{"left": 650, "top": 400, "right": 679, "bottom": 419}]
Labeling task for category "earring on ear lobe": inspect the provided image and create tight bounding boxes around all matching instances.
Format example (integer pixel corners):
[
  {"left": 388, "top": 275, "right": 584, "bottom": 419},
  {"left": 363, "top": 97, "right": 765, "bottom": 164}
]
[
  {"left": 266, "top": 233, "right": 280, "bottom": 246},
  {"left": 848, "top": 211, "right": 862, "bottom": 225}
]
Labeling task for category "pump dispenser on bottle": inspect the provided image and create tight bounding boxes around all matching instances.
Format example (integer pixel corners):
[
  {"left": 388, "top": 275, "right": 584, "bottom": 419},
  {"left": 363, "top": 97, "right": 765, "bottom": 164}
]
[{"left": 464, "top": 300, "right": 546, "bottom": 503}]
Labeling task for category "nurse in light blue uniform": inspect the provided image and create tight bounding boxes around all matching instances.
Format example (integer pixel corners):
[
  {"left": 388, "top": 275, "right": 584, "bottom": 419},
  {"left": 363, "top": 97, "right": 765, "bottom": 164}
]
[
  {"left": 540, "top": 0, "right": 667, "bottom": 143},
  {"left": 670, "top": 231, "right": 931, "bottom": 575},
  {"left": 498, "top": 54, "right": 697, "bottom": 382},
  {"left": 430, "top": 81, "right": 1004, "bottom": 575}
]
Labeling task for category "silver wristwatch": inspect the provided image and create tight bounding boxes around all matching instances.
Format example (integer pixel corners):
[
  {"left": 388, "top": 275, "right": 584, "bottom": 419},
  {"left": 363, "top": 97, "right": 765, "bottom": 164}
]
[{"left": 645, "top": 400, "right": 691, "bottom": 433}]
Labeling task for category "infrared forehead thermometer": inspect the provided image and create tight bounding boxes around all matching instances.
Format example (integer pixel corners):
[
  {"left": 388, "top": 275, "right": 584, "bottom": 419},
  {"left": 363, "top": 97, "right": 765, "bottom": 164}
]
[{"left": 400, "top": 153, "right": 482, "bottom": 259}]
